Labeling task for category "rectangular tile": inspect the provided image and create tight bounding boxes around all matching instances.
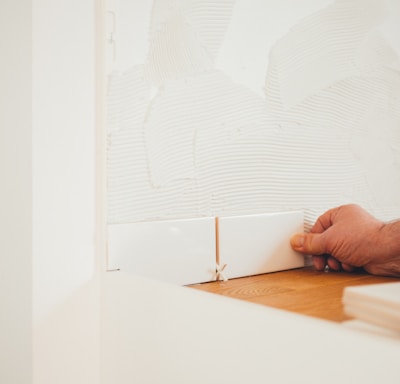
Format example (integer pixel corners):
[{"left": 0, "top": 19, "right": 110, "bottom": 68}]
[
  {"left": 107, "top": 217, "right": 216, "bottom": 285},
  {"left": 217, "top": 211, "right": 304, "bottom": 279},
  {"left": 343, "top": 282, "right": 400, "bottom": 332}
]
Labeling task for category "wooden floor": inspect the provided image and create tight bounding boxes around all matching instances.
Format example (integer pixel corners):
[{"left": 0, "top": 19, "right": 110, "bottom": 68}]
[{"left": 189, "top": 267, "right": 399, "bottom": 322}]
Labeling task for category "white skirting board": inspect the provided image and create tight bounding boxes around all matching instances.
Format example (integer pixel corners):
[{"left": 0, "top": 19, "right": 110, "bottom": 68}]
[
  {"left": 217, "top": 211, "right": 304, "bottom": 279},
  {"left": 107, "top": 217, "right": 217, "bottom": 285},
  {"left": 107, "top": 211, "right": 304, "bottom": 285}
]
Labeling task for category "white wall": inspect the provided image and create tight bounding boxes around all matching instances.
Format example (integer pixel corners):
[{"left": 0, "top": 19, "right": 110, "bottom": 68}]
[
  {"left": 32, "top": 1, "right": 100, "bottom": 383},
  {"left": 0, "top": 1, "right": 33, "bottom": 383},
  {"left": 1, "top": 1, "right": 100, "bottom": 383}
]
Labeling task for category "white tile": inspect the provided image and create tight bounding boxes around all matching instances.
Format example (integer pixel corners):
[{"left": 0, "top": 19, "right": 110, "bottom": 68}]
[
  {"left": 218, "top": 211, "right": 304, "bottom": 279},
  {"left": 343, "top": 282, "right": 400, "bottom": 333},
  {"left": 107, "top": 217, "right": 216, "bottom": 285}
]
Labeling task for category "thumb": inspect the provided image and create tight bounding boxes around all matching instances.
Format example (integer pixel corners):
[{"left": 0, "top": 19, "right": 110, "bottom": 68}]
[{"left": 290, "top": 233, "right": 327, "bottom": 255}]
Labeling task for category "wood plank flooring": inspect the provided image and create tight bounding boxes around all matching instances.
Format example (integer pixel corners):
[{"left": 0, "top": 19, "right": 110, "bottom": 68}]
[{"left": 189, "top": 267, "right": 399, "bottom": 322}]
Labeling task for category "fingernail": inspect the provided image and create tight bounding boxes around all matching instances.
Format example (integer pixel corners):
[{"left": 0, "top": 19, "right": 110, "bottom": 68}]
[{"left": 291, "top": 234, "right": 305, "bottom": 248}]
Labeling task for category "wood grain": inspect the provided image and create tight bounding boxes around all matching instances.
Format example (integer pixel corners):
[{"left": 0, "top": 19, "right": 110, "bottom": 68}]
[{"left": 188, "top": 267, "right": 399, "bottom": 322}]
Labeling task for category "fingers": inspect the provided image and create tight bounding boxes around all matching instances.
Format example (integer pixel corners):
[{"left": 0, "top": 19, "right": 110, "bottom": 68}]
[
  {"left": 313, "top": 255, "right": 342, "bottom": 271},
  {"left": 327, "top": 256, "right": 341, "bottom": 271},
  {"left": 291, "top": 233, "right": 356, "bottom": 273},
  {"left": 312, "top": 255, "right": 326, "bottom": 271},
  {"left": 313, "top": 255, "right": 340, "bottom": 271},
  {"left": 290, "top": 233, "right": 327, "bottom": 255},
  {"left": 312, "top": 255, "right": 356, "bottom": 273},
  {"left": 310, "top": 208, "right": 336, "bottom": 233},
  {"left": 341, "top": 263, "right": 355, "bottom": 272}
]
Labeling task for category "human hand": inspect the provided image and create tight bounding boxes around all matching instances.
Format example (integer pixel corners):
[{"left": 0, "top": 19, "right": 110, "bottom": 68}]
[{"left": 290, "top": 204, "right": 400, "bottom": 277}]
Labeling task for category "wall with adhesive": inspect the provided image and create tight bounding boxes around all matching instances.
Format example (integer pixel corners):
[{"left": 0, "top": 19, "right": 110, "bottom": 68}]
[{"left": 106, "top": 0, "right": 400, "bottom": 229}]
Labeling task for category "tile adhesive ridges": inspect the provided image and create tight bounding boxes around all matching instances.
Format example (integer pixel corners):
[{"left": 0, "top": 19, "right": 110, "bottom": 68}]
[{"left": 106, "top": 0, "right": 400, "bottom": 227}]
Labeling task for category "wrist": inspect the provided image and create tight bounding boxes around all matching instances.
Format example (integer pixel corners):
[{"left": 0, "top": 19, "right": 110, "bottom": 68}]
[{"left": 379, "top": 221, "right": 400, "bottom": 259}]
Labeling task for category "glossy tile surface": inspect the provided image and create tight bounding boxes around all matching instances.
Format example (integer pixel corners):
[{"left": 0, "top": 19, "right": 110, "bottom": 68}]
[
  {"left": 107, "top": 217, "right": 216, "bottom": 285},
  {"left": 217, "top": 211, "right": 304, "bottom": 279}
]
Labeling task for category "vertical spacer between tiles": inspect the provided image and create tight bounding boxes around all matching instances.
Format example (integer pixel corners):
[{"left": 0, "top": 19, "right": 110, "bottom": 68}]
[
  {"left": 215, "top": 216, "right": 228, "bottom": 281},
  {"left": 215, "top": 216, "right": 220, "bottom": 266}
]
